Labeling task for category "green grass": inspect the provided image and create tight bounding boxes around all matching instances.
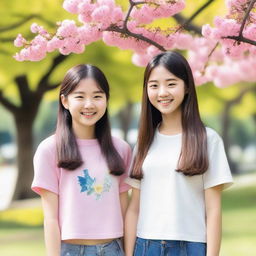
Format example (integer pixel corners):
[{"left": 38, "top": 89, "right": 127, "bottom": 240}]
[
  {"left": 0, "top": 207, "right": 45, "bottom": 256},
  {"left": 0, "top": 183, "right": 255, "bottom": 256},
  {"left": 221, "top": 185, "right": 256, "bottom": 256}
]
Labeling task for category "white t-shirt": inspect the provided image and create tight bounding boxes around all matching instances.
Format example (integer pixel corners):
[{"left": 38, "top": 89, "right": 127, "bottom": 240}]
[{"left": 126, "top": 127, "right": 233, "bottom": 243}]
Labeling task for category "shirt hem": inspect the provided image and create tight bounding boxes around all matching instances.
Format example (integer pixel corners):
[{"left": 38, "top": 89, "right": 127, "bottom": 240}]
[
  {"left": 31, "top": 184, "right": 58, "bottom": 195},
  {"left": 204, "top": 176, "right": 233, "bottom": 190},
  {"left": 137, "top": 232, "right": 206, "bottom": 243},
  {"left": 62, "top": 232, "right": 124, "bottom": 240},
  {"left": 125, "top": 177, "right": 141, "bottom": 189}
]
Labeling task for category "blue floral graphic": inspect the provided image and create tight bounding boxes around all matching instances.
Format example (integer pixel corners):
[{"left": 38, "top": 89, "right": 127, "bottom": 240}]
[{"left": 78, "top": 169, "right": 112, "bottom": 200}]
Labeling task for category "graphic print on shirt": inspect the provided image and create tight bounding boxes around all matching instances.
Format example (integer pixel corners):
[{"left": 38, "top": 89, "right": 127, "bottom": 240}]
[{"left": 78, "top": 169, "right": 112, "bottom": 200}]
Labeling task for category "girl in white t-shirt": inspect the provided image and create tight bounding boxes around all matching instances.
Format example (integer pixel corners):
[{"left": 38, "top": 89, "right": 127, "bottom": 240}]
[
  {"left": 32, "top": 64, "right": 132, "bottom": 256},
  {"left": 125, "top": 51, "right": 233, "bottom": 256}
]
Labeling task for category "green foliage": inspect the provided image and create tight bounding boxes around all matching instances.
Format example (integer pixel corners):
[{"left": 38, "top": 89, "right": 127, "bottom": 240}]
[{"left": 0, "top": 207, "right": 43, "bottom": 226}]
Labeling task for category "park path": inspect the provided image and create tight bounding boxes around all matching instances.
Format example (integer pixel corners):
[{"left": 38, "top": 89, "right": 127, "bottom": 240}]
[{"left": 0, "top": 165, "right": 17, "bottom": 211}]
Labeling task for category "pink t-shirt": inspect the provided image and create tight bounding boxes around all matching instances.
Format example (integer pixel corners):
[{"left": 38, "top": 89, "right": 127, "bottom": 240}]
[{"left": 32, "top": 135, "right": 131, "bottom": 240}]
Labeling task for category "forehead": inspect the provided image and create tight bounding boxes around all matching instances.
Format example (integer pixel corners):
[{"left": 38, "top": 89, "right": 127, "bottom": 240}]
[
  {"left": 72, "top": 78, "right": 103, "bottom": 93},
  {"left": 148, "top": 65, "right": 179, "bottom": 81}
]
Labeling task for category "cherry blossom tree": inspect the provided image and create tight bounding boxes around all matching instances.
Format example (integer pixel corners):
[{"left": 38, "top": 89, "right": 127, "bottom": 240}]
[
  {"left": 14, "top": 0, "right": 256, "bottom": 87},
  {"left": 9, "top": 0, "right": 256, "bottom": 189}
]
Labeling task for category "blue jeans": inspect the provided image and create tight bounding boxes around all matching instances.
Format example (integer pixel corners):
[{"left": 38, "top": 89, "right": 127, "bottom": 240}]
[
  {"left": 134, "top": 237, "right": 206, "bottom": 256},
  {"left": 61, "top": 239, "right": 124, "bottom": 256}
]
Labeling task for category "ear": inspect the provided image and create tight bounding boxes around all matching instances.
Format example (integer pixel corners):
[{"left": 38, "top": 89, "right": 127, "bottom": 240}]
[{"left": 60, "top": 94, "right": 69, "bottom": 110}]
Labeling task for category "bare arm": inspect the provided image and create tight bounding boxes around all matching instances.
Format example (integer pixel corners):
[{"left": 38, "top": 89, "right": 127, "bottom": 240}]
[
  {"left": 41, "top": 189, "right": 61, "bottom": 256},
  {"left": 124, "top": 188, "right": 140, "bottom": 256},
  {"left": 120, "top": 191, "right": 129, "bottom": 220},
  {"left": 205, "top": 185, "right": 223, "bottom": 256}
]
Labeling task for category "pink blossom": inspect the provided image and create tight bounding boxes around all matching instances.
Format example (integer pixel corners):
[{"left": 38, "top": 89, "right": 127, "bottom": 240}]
[
  {"left": 77, "top": 1, "right": 96, "bottom": 23},
  {"left": 213, "top": 65, "right": 240, "bottom": 88},
  {"left": 132, "top": 53, "right": 150, "bottom": 67},
  {"left": 244, "top": 24, "right": 256, "bottom": 40},
  {"left": 47, "top": 37, "right": 64, "bottom": 52},
  {"left": 192, "top": 70, "right": 210, "bottom": 86},
  {"left": 174, "top": 33, "right": 194, "bottom": 50},
  {"left": 13, "top": 52, "right": 25, "bottom": 62},
  {"left": 63, "top": 0, "right": 82, "bottom": 14},
  {"left": 91, "top": 5, "right": 112, "bottom": 27},
  {"left": 14, "top": 34, "right": 26, "bottom": 47},
  {"left": 57, "top": 20, "right": 78, "bottom": 38},
  {"left": 131, "top": 1, "right": 185, "bottom": 24},
  {"left": 111, "top": 7, "right": 123, "bottom": 24},
  {"left": 146, "top": 45, "right": 162, "bottom": 58},
  {"left": 15, "top": 46, "right": 47, "bottom": 62},
  {"left": 202, "top": 24, "right": 212, "bottom": 38},
  {"left": 78, "top": 25, "right": 102, "bottom": 45},
  {"left": 72, "top": 43, "right": 85, "bottom": 54},
  {"left": 30, "top": 23, "right": 39, "bottom": 33},
  {"left": 98, "top": 0, "right": 115, "bottom": 9},
  {"left": 131, "top": 5, "right": 155, "bottom": 24}
]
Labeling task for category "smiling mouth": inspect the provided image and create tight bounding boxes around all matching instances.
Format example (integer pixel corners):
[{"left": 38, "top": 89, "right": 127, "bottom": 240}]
[
  {"left": 81, "top": 112, "right": 96, "bottom": 117},
  {"left": 158, "top": 99, "right": 174, "bottom": 105}
]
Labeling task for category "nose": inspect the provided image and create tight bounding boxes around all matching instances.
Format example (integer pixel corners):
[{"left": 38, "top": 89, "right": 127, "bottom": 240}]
[
  {"left": 158, "top": 85, "right": 169, "bottom": 97},
  {"left": 83, "top": 98, "right": 94, "bottom": 108}
]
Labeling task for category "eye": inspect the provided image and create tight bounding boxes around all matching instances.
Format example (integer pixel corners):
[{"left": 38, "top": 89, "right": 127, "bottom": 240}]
[
  {"left": 94, "top": 95, "right": 103, "bottom": 99},
  {"left": 75, "top": 95, "right": 83, "bottom": 99},
  {"left": 168, "top": 83, "right": 176, "bottom": 87},
  {"left": 148, "top": 84, "right": 158, "bottom": 88}
]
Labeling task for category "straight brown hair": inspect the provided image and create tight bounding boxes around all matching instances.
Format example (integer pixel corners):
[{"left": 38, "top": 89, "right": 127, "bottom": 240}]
[
  {"left": 55, "top": 64, "right": 125, "bottom": 175},
  {"left": 131, "top": 51, "right": 208, "bottom": 179}
]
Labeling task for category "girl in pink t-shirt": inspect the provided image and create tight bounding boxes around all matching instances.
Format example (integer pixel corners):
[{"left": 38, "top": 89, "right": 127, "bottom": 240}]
[{"left": 32, "top": 64, "right": 131, "bottom": 256}]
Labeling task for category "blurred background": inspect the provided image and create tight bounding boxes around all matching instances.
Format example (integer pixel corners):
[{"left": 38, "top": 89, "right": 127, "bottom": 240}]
[{"left": 0, "top": 0, "right": 255, "bottom": 255}]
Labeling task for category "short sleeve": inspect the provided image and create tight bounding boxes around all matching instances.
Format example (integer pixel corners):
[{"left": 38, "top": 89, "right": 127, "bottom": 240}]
[
  {"left": 125, "top": 145, "right": 141, "bottom": 189},
  {"left": 119, "top": 142, "right": 132, "bottom": 193},
  {"left": 31, "top": 138, "right": 59, "bottom": 195},
  {"left": 203, "top": 131, "right": 233, "bottom": 190}
]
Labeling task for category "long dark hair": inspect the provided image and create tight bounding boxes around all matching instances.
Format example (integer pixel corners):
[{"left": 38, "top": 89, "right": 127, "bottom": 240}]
[
  {"left": 131, "top": 51, "right": 208, "bottom": 179},
  {"left": 56, "top": 64, "right": 125, "bottom": 175}
]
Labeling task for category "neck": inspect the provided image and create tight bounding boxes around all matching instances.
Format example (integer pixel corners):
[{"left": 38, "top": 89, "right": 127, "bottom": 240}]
[
  {"left": 159, "top": 110, "right": 182, "bottom": 135},
  {"left": 73, "top": 125, "right": 96, "bottom": 139}
]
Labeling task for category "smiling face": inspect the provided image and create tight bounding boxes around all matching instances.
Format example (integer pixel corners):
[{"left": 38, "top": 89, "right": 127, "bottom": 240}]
[
  {"left": 61, "top": 78, "right": 107, "bottom": 138},
  {"left": 147, "top": 65, "right": 186, "bottom": 119}
]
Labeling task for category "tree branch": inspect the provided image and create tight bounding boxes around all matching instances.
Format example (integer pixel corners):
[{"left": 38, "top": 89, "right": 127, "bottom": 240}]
[
  {"left": 106, "top": 25, "right": 166, "bottom": 51},
  {"left": 37, "top": 54, "right": 68, "bottom": 93},
  {"left": 223, "top": 0, "right": 256, "bottom": 46},
  {"left": 175, "top": 0, "right": 216, "bottom": 33},
  {"left": 106, "top": 0, "right": 166, "bottom": 51},
  {"left": 0, "top": 35, "right": 37, "bottom": 43},
  {"left": 0, "top": 15, "right": 36, "bottom": 32},
  {"left": 238, "top": 0, "right": 256, "bottom": 37},
  {"left": 173, "top": 14, "right": 201, "bottom": 35},
  {"left": 0, "top": 49, "right": 11, "bottom": 55},
  {"left": 225, "top": 35, "right": 256, "bottom": 46},
  {"left": 44, "top": 83, "right": 60, "bottom": 92},
  {"left": 0, "top": 14, "right": 56, "bottom": 33},
  {"left": 0, "top": 90, "right": 18, "bottom": 113},
  {"left": 228, "top": 85, "right": 256, "bottom": 106},
  {"left": 15, "top": 75, "right": 31, "bottom": 106},
  {"left": 0, "top": 37, "right": 18, "bottom": 43}
]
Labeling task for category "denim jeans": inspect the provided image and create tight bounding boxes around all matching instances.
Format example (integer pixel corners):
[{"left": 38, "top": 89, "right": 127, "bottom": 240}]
[
  {"left": 134, "top": 237, "right": 206, "bottom": 256},
  {"left": 61, "top": 238, "right": 124, "bottom": 256}
]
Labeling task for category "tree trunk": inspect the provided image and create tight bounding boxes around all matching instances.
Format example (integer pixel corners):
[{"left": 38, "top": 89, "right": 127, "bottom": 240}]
[
  {"left": 118, "top": 102, "right": 133, "bottom": 141},
  {"left": 220, "top": 86, "right": 256, "bottom": 174},
  {"left": 12, "top": 114, "right": 36, "bottom": 200},
  {"left": 221, "top": 103, "right": 239, "bottom": 174}
]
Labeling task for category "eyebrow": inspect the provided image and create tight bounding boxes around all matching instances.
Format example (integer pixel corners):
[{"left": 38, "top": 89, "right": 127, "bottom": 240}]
[
  {"left": 148, "top": 78, "right": 177, "bottom": 83},
  {"left": 73, "top": 90, "right": 104, "bottom": 94}
]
